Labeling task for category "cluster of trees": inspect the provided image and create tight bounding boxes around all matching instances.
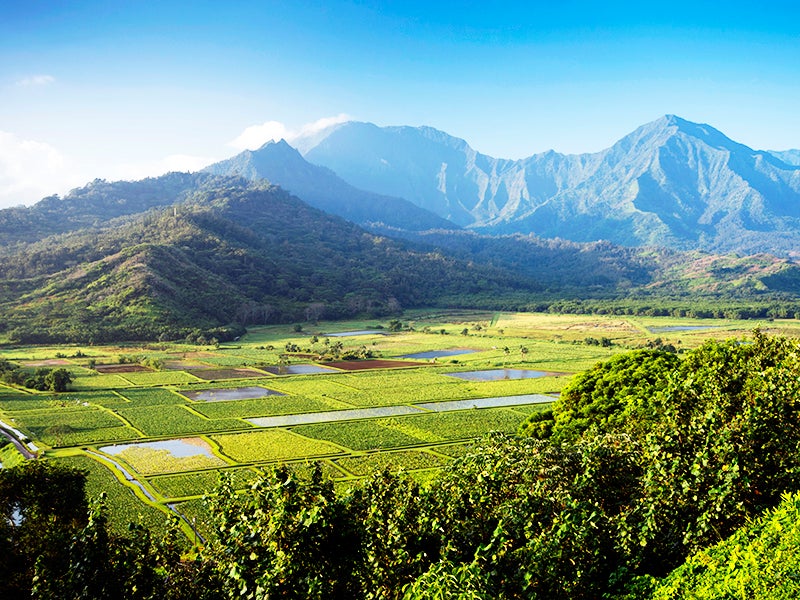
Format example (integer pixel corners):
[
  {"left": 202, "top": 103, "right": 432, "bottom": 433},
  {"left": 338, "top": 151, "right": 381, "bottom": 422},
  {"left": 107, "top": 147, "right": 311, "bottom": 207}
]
[
  {"left": 0, "top": 359, "right": 72, "bottom": 392},
  {"left": 523, "top": 297, "right": 800, "bottom": 320},
  {"left": 4, "top": 331, "right": 800, "bottom": 598}
]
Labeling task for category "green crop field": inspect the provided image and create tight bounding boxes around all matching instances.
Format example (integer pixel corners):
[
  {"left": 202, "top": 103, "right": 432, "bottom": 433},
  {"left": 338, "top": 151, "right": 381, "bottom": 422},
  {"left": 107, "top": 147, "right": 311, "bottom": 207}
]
[
  {"left": 1, "top": 310, "right": 788, "bottom": 540},
  {"left": 117, "top": 404, "right": 249, "bottom": 437},
  {"left": 190, "top": 394, "right": 340, "bottom": 419},
  {"left": 292, "top": 419, "right": 429, "bottom": 451},
  {"left": 335, "top": 449, "right": 449, "bottom": 476},
  {"left": 54, "top": 454, "right": 171, "bottom": 535},
  {"left": 211, "top": 429, "right": 346, "bottom": 463},
  {"left": 149, "top": 467, "right": 259, "bottom": 499},
  {"left": 11, "top": 406, "right": 136, "bottom": 446},
  {"left": 119, "top": 371, "right": 202, "bottom": 386},
  {"left": 118, "top": 388, "right": 187, "bottom": 406}
]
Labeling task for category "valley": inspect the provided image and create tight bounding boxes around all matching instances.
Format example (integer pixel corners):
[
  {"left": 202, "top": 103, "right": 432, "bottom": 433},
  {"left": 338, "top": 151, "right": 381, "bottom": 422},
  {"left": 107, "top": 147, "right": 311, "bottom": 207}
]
[{"left": 0, "top": 310, "right": 792, "bottom": 540}]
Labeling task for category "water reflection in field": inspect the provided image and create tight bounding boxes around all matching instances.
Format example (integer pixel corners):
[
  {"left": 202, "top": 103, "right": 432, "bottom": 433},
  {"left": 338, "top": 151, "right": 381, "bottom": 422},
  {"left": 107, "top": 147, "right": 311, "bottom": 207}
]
[
  {"left": 184, "top": 386, "right": 283, "bottom": 402},
  {"left": 445, "top": 369, "right": 558, "bottom": 381}
]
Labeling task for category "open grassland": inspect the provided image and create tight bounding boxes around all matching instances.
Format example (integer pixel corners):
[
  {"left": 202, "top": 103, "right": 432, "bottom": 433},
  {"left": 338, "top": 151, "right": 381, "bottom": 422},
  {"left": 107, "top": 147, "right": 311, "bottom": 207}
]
[{"left": 2, "top": 310, "right": 795, "bottom": 537}]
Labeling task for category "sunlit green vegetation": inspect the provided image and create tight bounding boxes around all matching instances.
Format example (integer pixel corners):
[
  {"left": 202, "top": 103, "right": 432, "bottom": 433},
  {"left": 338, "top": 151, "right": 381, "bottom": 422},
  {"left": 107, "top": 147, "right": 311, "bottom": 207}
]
[
  {"left": 211, "top": 429, "right": 345, "bottom": 463},
  {"left": 117, "top": 388, "right": 186, "bottom": 405},
  {"left": 54, "top": 454, "right": 170, "bottom": 535},
  {"left": 117, "top": 405, "right": 249, "bottom": 437},
  {"left": 190, "top": 394, "right": 340, "bottom": 419},
  {"left": 11, "top": 406, "right": 136, "bottom": 446},
  {"left": 2, "top": 310, "right": 800, "bottom": 582},
  {"left": 149, "top": 467, "right": 258, "bottom": 499},
  {"left": 335, "top": 449, "right": 448, "bottom": 476},
  {"left": 293, "top": 420, "right": 429, "bottom": 451}
]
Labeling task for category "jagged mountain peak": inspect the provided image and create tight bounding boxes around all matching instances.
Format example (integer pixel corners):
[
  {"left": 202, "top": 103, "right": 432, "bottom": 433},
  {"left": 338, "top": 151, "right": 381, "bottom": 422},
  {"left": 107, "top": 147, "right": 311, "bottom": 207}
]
[
  {"left": 296, "top": 116, "right": 800, "bottom": 254},
  {"left": 256, "top": 138, "right": 297, "bottom": 151},
  {"left": 203, "top": 133, "right": 456, "bottom": 232}
]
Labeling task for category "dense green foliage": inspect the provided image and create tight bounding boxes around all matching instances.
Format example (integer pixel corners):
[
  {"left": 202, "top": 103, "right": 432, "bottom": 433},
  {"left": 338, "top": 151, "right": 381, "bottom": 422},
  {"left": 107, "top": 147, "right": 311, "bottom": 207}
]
[
  {"left": 520, "top": 349, "right": 679, "bottom": 442},
  {"left": 5, "top": 331, "right": 800, "bottom": 598},
  {"left": 0, "top": 359, "right": 72, "bottom": 392},
  {"left": 649, "top": 492, "right": 800, "bottom": 599},
  {"left": 0, "top": 461, "right": 89, "bottom": 598}
]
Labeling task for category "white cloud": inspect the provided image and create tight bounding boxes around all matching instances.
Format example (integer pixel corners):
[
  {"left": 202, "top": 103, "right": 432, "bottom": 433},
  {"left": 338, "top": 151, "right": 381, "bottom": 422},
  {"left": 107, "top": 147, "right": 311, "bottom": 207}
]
[
  {"left": 228, "top": 114, "right": 351, "bottom": 151},
  {"left": 297, "top": 113, "right": 351, "bottom": 137},
  {"left": 16, "top": 74, "right": 55, "bottom": 87},
  {"left": 0, "top": 131, "right": 217, "bottom": 209},
  {"left": 228, "top": 120, "right": 293, "bottom": 151},
  {"left": 0, "top": 131, "right": 79, "bottom": 208}
]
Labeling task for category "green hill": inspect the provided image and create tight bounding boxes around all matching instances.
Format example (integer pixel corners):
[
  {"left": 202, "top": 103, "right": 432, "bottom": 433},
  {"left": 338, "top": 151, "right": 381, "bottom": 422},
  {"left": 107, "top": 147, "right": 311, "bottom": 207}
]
[{"left": 0, "top": 181, "right": 532, "bottom": 343}]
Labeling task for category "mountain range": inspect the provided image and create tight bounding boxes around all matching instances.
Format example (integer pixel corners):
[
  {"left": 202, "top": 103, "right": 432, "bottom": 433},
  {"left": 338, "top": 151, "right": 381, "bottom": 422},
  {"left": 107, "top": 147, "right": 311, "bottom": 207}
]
[
  {"left": 217, "top": 115, "right": 799, "bottom": 255},
  {"left": 2, "top": 115, "right": 800, "bottom": 343},
  {"left": 203, "top": 141, "right": 454, "bottom": 231}
]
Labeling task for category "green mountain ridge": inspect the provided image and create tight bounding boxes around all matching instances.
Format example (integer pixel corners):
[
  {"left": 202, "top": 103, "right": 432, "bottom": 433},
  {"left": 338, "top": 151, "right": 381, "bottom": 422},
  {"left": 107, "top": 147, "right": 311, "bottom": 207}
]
[
  {"left": 2, "top": 174, "right": 800, "bottom": 344},
  {"left": 0, "top": 181, "right": 533, "bottom": 343}
]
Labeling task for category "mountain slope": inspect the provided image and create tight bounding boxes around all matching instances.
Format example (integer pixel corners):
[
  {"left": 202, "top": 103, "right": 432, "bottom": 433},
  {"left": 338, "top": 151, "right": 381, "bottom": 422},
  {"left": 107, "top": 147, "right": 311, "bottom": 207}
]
[
  {"left": 203, "top": 140, "right": 455, "bottom": 231},
  {"left": 768, "top": 149, "right": 800, "bottom": 166},
  {"left": 0, "top": 172, "right": 227, "bottom": 249},
  {"left": 0, "top": 181, "right": 530, "bottom": 343},
  {"left": 299, "top": 116, "right": 800, "bottom": 254}
]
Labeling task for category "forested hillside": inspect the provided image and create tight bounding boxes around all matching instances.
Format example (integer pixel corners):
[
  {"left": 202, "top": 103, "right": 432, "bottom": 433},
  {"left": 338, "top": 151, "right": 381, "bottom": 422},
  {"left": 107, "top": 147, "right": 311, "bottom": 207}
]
[
  {"left": 0, "top": 181, "right": 532, "bottom": 343},
  {"left": 0, "top": 173, "right": 225, "bottom": 248}
]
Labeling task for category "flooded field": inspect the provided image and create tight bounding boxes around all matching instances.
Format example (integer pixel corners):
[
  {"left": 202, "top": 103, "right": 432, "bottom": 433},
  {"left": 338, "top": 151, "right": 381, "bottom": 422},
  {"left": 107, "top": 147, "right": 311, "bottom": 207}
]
[
  {"left": 327, "top": 330, "right": 386, "bottom": 337},
  {"left": 246, "top": 394, "right": 554, "bottom": 428},
  {"left": 101, "top": 438, "right": 218, "bottom": 459},
  {"left": 417, "top": 394, "right": 553, "bottom": 411},
  {"left": 187, "top": 368, "right": 265, "bottom": 380},
  {"left": 324, "top": 359, "right": 428, "bottom": 370},
  {"left": 648, "top": 325, "right": 720, "bottom": 333},
  {"left": 445, "top": 369, "right": 560, "bottom": 381},
  {"left": 183, "top": 386, "right": 284, "bottom": 402}
]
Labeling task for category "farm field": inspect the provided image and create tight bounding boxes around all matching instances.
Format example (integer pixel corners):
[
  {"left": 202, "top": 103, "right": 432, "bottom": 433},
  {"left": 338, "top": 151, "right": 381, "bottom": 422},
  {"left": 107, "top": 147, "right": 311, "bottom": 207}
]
[{"left": 0, "top": 310, "right": 793, "bottom": 537}]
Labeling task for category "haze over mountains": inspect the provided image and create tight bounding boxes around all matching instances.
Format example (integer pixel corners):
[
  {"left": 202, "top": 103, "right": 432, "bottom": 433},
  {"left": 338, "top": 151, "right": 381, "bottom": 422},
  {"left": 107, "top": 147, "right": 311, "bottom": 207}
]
[
  {"left": 211, "top": 115, "right": 800, "bottom": 255},
  {"left": 2, "top": 114, "right": 800, "bottom": 343},
  {"left": 203, "top": 141, "right": 454, "bottom": 231}
]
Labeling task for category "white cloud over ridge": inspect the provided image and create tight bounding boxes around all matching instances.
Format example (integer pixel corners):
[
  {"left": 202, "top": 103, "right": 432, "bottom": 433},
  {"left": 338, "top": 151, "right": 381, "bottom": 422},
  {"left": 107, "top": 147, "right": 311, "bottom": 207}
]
[
  {"left": 228, "top": 113, "right": 351, "bottom": 151},
  {"left": 0, "top": 131, "right": 78, "bottom": 208},
  {"left": 16, "top": 74, "right": 55, "bottom": 87}
]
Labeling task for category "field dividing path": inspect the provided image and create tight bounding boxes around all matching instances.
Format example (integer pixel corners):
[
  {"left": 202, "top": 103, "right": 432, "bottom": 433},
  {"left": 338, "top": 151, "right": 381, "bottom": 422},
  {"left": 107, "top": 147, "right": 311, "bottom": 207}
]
[{"left": 247, "top": 393, "right": 554, "bottom": 428}]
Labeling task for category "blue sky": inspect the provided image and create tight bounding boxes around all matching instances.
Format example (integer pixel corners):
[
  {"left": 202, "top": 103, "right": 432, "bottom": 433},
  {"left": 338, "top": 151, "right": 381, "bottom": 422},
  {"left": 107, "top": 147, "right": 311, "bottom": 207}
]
[{"left": 1, "top": 0, "right": 799, "bottom": 207}]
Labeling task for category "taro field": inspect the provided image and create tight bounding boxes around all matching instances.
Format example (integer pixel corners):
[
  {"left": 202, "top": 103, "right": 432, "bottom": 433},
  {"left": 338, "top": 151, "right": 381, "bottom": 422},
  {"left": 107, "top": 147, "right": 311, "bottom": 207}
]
[{"left": 0, "top": 310, "right": 788, "bottom": 538}]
